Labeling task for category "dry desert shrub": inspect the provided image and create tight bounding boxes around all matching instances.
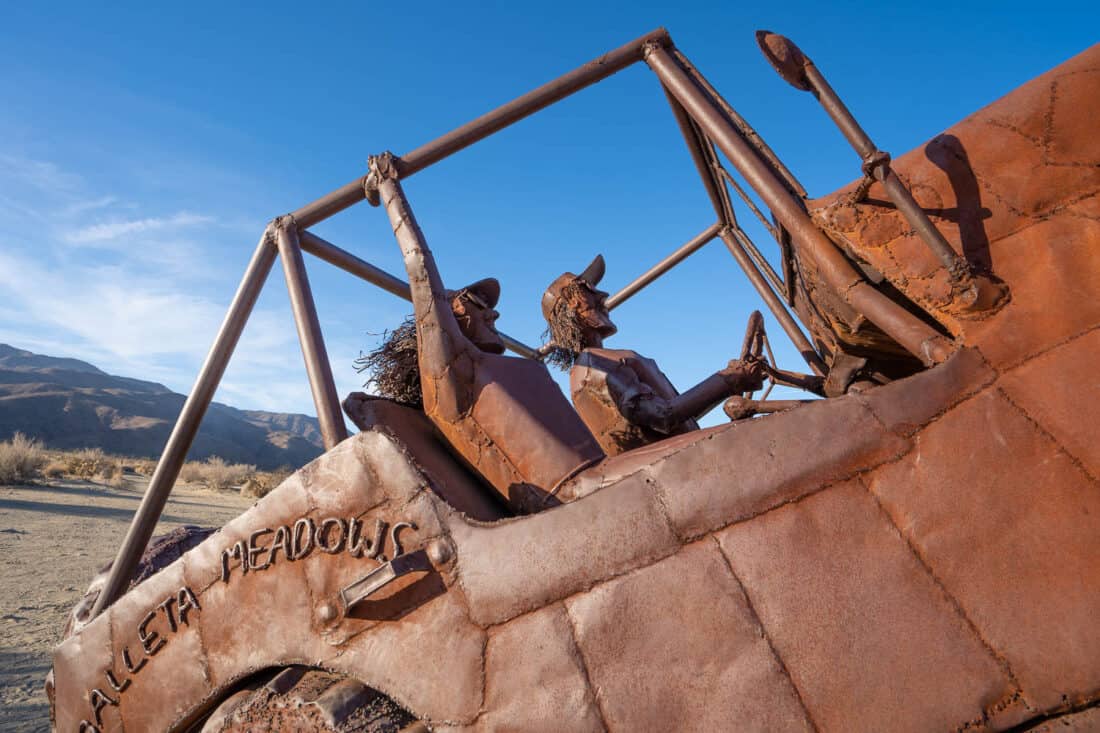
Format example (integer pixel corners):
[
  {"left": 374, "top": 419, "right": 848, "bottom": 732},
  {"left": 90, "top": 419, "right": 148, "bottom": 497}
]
[
  {"left": 35, "top": 447, "right": 128, "bottom": 486},
  {"left": 0, "top": 432, "right": 47, "bottom": 484},
  {"left": 42, "top": 459, "right": 67, "bottom": 479},
  {"left": 178, "top": 460, "right": 205, "bottom": 484},
  {"left": 240, "top": 466, "right": 292, "bottom": 499},
  {"left": 61, "top": 447, "right": 115, "bottom": 479},
  {"left": 202, "top": 456, "right": 255, "bottom": 490},
  {"left": 132, "top": 459, "right": 158, "bottom": 476},
  {"left": 180, "top": 456, "right": 256, "bottom": 491},
  {"left": 96, "top": 459, "right": 127, "bottom": 488}
]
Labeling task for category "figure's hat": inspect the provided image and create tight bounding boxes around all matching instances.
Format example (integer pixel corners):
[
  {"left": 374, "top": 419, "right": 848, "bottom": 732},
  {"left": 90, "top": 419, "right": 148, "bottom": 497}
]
[
  {"left": 541, "top": 255, "right": 605, "bottom": 322},
  {"left": 449, "top": 277, "right": 501, "bottom": 309}
]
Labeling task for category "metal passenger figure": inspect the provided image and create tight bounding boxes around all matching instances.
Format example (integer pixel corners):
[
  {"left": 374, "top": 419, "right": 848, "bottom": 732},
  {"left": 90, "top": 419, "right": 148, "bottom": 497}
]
[
  {"left": 371, "top": 153, "right": 605, "bottom": 513},
  {"left": 354, "top": 278, "right": 505, "bottom": 411},
  {"left": 543, "top": 255, "right": 766, "bottom": 455}
]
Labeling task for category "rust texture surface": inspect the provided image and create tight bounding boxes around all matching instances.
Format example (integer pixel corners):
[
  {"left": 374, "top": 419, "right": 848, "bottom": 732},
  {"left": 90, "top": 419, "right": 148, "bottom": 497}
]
[
  {"left": 51, "top": 40, "right": 1100, "bottom": 733},
  {"left": 375, "top": 156, "right": 605, "bottom": 513},
  {"left": 53, "top": 340, "right": 1100, "bottom": 731},
  {"left": 542, "top": 257, "right": 766, "bottom": 456},
  {"left": 569, "top": 347, "right": 699, "bottom": 455},
  {"left": 807, "top": 43, "right": 1100, "bottom": 367}
]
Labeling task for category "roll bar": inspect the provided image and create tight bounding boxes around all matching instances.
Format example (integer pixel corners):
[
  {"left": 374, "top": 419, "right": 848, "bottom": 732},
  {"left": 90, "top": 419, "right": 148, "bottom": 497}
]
[{"left": 90, "top": 27, "right": 954, "bottom": 618}]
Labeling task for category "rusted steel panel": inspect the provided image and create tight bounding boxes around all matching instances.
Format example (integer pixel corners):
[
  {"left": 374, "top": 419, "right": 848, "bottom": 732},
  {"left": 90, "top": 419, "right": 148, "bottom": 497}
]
[
  {"left": 477, "top": 604, "right": 603, "bottom": 732},
  {"left": 808, "top": 43, "right": 1100, "bottom": 356},
  {"left": 451, "top": 472, "right": 679, "bottom": 627},
  {"left": 50, "top": 605, "right": 114, "bottom": 732},
  {"left": 53, "top": 430, "right": 485, "bottom": 732},
  {"left": 565, "top": 541, "right": 814, "bottom": 731},
  {"left": 646, "top": 396, "right": 908, "bottom": 539},
  {"left": 108, "top": 561, "right": 212, "bottom": 731},
  {"left": 718, "top": 481, "right": 1021, "bottom": 732},
  {"left": 854, "top": 346, "right": 996, "bottom": 434},
  {"left": 998, "top": 330, "right": 1100, "bottom": 478},
  {"left": 866, "top": 388, "right": 1100, "bottom": 712}
]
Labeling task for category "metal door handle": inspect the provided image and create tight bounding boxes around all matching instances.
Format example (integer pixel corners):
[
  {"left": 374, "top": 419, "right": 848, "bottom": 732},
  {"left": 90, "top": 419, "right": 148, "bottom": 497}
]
[{"left": 340, "top": 549, "right": 433, "bottom": 612}]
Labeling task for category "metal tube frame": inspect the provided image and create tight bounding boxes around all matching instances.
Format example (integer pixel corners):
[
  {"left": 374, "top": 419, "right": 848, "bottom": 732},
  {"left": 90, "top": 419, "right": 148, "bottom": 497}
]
[
  {"left": 605, "top": 222, "right": 722, "bottom": 310},
  {"left": 90, "top": 231, "right": 279, "bottom": 617},
  {"left": 93, "top": 27, "right": 961, "bottom": 617},
  {"left": 800, "top": 62, "right": 965, "bottom": 277},
  {"left": 290, "top": 28, "right": 673, "bottom": 229},
  {"left": 657, "top": 75, "right": 822, "bottom": 373},
  {"left": 645, "top": 43, "right": 951, "bottom": 366},
  {"left": 298, "top": 230, "right": 539, "bottom": 360},
  {"left": 275, "top": 220, "right": 349, "bottom": 450},
  {"left": 719, "top": 228, "right": 828, "bottom": 375}
]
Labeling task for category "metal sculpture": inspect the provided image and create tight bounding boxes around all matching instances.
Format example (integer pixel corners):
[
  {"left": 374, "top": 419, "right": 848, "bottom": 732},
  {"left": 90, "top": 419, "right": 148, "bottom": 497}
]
[
  {"left": 541, "top": 255, "right": 768, "bottom": 454},
  {"left": 371, "top": 152, "right": 605, "bottom": 514},
  {"left": 48, "top": 26, "right": 1099, "bottom": 733}
]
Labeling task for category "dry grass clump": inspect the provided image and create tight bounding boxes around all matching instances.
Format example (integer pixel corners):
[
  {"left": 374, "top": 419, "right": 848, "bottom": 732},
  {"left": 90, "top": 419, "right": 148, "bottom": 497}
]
[
  {"left": 240, "top": 466, "right": 292, "bottom": 499},
  {"left": 42, "top": 459, "right": 67, "bottom": 479},
  {"left": 2, "top": 437, "right": 280, "bottom": 493},
  {"left": 179, "top": 456, "right": 257, "bottom": 491},
  {"left": 0, "top": 432, "right": 48, "bottom": 484},
  {"left": 131, "top": 458, "right": 158, "bottom": 477},
  {"left": 52, "top": 447, "right": 126, "bottom": 486}
]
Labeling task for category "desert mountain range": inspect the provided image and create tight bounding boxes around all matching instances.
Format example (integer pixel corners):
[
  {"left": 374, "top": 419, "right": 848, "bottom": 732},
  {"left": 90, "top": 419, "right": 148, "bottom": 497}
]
[{"left": 0, "top": 344, "right": 324, "bottom": 469}]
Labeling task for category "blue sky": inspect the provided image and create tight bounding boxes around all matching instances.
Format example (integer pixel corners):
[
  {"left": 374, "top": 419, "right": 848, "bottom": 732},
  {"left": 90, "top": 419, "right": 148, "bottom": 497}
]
[{"left": 1, "top": 1, "right": 1095, "bottom": 425}]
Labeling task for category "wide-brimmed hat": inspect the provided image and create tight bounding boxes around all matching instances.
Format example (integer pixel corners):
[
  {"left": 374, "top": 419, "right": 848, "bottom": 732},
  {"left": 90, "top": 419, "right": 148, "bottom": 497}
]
[{"left": 540, "top": 255, "right": 605, "bottom": 321}]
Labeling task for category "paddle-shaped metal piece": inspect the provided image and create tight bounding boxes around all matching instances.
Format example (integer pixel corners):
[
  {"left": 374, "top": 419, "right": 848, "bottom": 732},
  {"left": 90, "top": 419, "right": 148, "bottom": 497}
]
[{"left": 755, "top": 31, "right": 812, "bottom": 91}]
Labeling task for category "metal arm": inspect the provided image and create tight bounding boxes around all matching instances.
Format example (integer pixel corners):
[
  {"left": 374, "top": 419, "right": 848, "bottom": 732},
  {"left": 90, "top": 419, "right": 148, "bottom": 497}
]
[{"left": 374, "top": 154, "right": 477, "bottom": 421}]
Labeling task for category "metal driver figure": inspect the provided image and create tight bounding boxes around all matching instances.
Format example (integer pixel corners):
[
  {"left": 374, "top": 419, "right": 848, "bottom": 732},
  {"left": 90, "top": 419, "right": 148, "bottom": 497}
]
[{"left": 542, "top": 255, "right": 766, "bottom": 454}]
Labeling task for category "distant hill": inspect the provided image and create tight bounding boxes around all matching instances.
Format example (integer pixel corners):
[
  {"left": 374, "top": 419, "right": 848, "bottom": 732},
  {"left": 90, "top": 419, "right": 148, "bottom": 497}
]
[{"left": 0, "top": 344, "right": 324, "bottom": 469}]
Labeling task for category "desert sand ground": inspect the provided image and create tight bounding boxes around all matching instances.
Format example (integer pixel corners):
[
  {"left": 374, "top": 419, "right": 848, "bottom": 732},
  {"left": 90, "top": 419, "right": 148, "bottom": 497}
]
[{"left": 0, "top": 475, "right": 251, "bottom": 732}]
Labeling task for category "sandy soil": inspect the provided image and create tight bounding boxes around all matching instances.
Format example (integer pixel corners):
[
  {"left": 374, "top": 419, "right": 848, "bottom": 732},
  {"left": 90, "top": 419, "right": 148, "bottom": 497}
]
[{"left": 0, "top": 475, "right": 251, "bottom": 732}]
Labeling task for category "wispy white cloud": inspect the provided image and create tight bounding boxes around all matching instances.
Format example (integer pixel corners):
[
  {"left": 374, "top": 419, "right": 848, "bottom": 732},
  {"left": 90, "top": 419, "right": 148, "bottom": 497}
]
[
  {"left": 0, "top": 247, "right": 305, "bottom": 407},
  {"left": 0, "top": 251, "right": 221, "bottom": 358},
  {"left": 61, "top": 195, "right": 122, "bottom": 217},
  {"left": 0, "top": 153, "right": 81, "bottom": 192},
  {"left": 0, "top": 153, "right": 295, "bottom": 407},
  {"left": 0, "top": 151, "right": 376, "bottom": 416},
  {"left": 64, "top": 211, "right": 213, "bottom": 244}
]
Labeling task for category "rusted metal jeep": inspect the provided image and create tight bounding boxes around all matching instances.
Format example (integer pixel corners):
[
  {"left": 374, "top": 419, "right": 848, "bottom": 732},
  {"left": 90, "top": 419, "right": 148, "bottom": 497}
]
[{"left": 49, "top": 28, "right": 1100, "bottom": 732}]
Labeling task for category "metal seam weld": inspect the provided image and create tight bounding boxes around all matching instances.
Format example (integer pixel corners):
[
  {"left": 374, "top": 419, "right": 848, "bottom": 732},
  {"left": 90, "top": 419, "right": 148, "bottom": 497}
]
[{"left": 711, "top": 535, "right": 821, "bottom": 733}]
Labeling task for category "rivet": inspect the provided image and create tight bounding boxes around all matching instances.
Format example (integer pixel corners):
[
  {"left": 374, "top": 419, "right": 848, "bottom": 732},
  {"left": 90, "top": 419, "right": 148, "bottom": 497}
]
[{"left": 427, "top": 537, "right": 453, "bottom": 566}]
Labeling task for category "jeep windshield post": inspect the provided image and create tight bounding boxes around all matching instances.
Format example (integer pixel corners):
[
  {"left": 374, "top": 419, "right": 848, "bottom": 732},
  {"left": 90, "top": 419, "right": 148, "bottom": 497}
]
[{"left": 90, "top": 27, "right": 960, "bottom": 618}]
